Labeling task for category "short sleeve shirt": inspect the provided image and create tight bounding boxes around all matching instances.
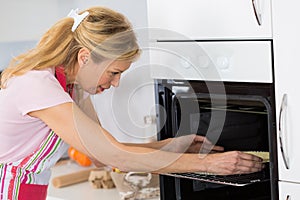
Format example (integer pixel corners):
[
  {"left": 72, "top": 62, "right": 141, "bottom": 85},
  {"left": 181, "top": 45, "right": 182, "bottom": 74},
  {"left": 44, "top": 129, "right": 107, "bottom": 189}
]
[{"left": 0, "top": 68, "right": 73, "bottom": 163}]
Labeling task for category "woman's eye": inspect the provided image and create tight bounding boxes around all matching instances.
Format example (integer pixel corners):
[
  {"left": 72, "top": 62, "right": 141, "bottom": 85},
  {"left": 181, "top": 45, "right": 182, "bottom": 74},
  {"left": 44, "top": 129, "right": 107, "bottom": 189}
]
[{"left": 110, "top": 72, "right": 120, "bottom": 76}]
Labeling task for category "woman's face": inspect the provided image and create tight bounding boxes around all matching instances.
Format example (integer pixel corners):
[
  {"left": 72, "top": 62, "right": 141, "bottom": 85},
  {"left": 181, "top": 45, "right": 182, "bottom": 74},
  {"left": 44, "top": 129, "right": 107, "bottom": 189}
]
[
  {"left": 76, "top": 59, "right": 131, "bottom": 95},
  {"left": 94, "top": 60, "right": 131, "bottom": 94}
]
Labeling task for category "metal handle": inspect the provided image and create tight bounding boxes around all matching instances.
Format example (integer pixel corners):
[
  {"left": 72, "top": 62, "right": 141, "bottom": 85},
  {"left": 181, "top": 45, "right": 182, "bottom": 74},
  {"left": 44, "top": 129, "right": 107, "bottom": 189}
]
[
  {"left": 171, "top": 94, "right": 178, "bottom": 136},
  {"left": 252, "top": 0, "right": 262, "bottom": 26},
  {"left": 279, "top": 94, "right": 289, "bottom": 169}
]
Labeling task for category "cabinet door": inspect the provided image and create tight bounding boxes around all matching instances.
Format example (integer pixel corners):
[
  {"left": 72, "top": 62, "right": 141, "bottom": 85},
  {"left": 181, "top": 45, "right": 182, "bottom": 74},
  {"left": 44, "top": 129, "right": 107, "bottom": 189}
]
[
  {"left": 147, "top": 0, "right": 272, "bottom": 40},
  {"left": 279, "top": 181, "right": 300, "bottom": 200},
  {"left": 273, "top": 0, "right": 300, "bottom": 182}
]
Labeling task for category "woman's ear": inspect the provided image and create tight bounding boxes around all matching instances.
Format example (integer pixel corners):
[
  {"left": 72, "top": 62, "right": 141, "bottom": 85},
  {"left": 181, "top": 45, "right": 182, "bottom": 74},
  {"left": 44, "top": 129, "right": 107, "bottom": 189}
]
[{"left": 78, "top": 48, "right": 91, "bottom": 67}]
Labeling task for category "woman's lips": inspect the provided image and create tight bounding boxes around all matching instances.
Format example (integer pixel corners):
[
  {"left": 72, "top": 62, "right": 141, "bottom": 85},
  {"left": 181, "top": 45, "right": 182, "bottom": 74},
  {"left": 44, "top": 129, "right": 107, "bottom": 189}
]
[
  {"left": 87, "top": 86, "right": 109, "bottom": 94},
  {"left": 99, "top": 86, "right": 106, "bottom": 92},
  {"left": 97, "top": 86, "right": 108, "bottom": 93}
]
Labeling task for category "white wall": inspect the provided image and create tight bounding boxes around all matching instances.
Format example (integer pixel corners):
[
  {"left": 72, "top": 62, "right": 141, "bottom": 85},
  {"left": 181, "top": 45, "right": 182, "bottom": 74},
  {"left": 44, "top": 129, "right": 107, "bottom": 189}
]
[
  {"left": 0, "top": 0, "right": 73, "bottom": 42},
  {"left": 0, "top": 0, "right": 76, "bottom": 70},
  {"left": 0, "top": 0, "right": 156, "bottom": 143},
  {"left": 74, "top": 0, "right": 156, "bottom": 143}
]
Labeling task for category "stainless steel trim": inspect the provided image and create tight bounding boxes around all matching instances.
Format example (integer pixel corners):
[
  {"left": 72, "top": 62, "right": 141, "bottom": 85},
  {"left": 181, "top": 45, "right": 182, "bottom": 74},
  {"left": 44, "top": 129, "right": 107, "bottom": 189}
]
[
  {"left": 252, "top": 0, "right": 262, "bottom": 26},
  {"left": 279, "top": 94, "right": 289, "bottom": 169}
]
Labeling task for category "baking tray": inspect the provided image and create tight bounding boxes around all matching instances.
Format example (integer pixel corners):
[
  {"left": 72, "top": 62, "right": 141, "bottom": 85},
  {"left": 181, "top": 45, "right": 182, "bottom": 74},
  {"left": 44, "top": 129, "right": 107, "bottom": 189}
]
[{"left": 163, "top": 163, "right": 270, "bottom": 187}]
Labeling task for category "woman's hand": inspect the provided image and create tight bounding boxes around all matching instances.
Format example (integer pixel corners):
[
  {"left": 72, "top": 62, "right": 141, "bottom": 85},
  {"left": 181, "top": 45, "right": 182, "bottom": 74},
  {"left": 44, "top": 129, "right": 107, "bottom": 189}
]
[
  {"left": 200, "top": 151, "right": 265, "bottom": 175},
  {"left": 170, "top": 134, "right": 224, "bottom": 153}
]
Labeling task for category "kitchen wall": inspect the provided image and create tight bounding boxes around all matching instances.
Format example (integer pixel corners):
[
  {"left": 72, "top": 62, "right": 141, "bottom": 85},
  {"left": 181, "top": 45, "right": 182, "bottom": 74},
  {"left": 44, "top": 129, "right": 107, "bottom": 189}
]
[
  {"left": 0, "top": 0, "right": 74, "bottom": 70},
  {"left": 74, "top": 0, "right": 156, "bottom": 143},
  {"left": 0, "top": 0, "right": 156, "bottom": 143}
]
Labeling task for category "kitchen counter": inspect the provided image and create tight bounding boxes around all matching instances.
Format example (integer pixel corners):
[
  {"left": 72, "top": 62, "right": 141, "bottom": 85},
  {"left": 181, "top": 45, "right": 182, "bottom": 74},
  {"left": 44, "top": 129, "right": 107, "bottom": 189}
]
[{"left": 47, "top": 161, "right": 121, "bottom": 200}]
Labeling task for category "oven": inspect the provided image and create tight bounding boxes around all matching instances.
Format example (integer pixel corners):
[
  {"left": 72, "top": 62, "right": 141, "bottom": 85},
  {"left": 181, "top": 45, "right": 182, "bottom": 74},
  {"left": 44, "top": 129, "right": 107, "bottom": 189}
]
[{"left": 150, "top": 40, "right": 278, "bottom": 199}]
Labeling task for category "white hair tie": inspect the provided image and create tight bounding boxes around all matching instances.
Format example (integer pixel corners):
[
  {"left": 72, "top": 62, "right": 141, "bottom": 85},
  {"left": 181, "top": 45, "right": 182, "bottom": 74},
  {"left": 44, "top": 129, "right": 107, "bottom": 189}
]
[{"left": 67, "top": 8, "right": 89, "bottom": 32}]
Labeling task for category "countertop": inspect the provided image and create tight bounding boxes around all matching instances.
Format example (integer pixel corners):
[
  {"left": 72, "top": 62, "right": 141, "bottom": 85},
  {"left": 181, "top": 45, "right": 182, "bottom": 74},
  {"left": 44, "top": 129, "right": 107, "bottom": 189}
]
[{"left": 46, "top": 161, "right": 121, "bottom": 200}]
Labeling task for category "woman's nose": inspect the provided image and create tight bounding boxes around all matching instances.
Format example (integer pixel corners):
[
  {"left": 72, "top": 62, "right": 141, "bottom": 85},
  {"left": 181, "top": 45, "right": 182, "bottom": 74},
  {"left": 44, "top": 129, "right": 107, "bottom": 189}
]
[{"left": 110, "top": 75, "right": 121, "bottom": 87}]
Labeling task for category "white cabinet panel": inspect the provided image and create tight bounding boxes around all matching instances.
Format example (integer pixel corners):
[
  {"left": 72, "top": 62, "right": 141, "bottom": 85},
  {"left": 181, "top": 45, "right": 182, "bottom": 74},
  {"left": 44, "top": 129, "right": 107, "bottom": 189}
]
[
  {"left": 147, "top": 0, "right": 272, "bottom": 40},
  {"left": 273, "top": 0, "right": 300, "bottom": 182},
  {"left": 279, "top": 181, "right": 300, "bottom": 200},
  {"left": 150, "top": 41, "right": 272, "bottom": 83}
]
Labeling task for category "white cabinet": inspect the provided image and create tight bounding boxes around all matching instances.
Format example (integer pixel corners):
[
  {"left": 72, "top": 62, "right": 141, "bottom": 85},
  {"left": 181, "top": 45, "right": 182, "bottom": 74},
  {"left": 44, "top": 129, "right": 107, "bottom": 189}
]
[
  {"left": 147, "top": 0, "right": 272, "bottom": 40},
  {"left": 273, "top": 0, "right": 300, "bottom": 182},
  {"left": 279, "top": 181, "right": 300, "bottom": 200}
]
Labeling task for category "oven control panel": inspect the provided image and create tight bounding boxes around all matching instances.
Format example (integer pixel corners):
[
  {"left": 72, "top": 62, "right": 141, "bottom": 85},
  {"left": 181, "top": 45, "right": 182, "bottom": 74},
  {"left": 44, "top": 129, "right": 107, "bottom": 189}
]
[{"left": 149, "top": 41, "right": 273, "bottom": 83}]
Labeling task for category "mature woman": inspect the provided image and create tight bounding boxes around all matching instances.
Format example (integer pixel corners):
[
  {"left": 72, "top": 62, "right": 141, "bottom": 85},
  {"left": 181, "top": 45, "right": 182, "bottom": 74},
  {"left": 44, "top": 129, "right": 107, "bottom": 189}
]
[{"left": 0, "top": 6, "right": 263, "bottom": 200}]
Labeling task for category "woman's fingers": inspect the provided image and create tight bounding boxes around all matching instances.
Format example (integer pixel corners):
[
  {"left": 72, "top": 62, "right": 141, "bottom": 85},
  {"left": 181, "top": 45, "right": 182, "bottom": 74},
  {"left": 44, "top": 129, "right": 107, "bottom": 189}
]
[
  {"left": 238, "top": 152, "right": 264, "bottom": 171},
  {"left": 206, "top": 144, "right": 224, "bottom": 152},
  {"left": 203, "top": 151, "right": 265, "bottom": 175},
  {"left": 231, "top": 151, "right": 264, "bottom": 169},
  {"left": 193, "top": 135, "right": 206, "bottom": 142},
  {"left": 200, "top": 137, "right": 224, "bottom": 152},
  {"left": 236, "top": 162, "right": 265, "bottom": 174},
  {"left": 240, "top": 152, "right": 264, "bottom": 162}
]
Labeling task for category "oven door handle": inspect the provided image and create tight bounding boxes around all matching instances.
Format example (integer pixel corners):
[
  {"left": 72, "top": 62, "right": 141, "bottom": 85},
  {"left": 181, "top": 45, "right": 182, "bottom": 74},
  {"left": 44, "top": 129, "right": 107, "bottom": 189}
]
[
  {"left": 279, "top": 94, "right": 290, "bottom": 169},
  {"left": 252, "top": 0, "right": 262, "bottom": 26},
  {"left": 171, "top": 94, "right": 178, "bottom": 136}
]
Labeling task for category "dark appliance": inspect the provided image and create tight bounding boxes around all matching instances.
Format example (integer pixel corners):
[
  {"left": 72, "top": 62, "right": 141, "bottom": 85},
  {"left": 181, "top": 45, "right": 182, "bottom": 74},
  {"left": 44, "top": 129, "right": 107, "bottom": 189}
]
[{"left": 154, "top": 78, "right": 278, "bottom": 200}]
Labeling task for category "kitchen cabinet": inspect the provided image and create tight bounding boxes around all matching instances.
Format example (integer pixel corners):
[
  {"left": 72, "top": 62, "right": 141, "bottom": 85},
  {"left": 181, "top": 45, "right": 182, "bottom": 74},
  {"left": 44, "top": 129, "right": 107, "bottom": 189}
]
[
  {"left": 278, "top": 181, "right": 300, "bottom": 200},
  {"left": 273, "top": 0, "right": 300, "bottom": 184},
  {"left": 147, "top": 0, "right": 272, "bottom": 40}
]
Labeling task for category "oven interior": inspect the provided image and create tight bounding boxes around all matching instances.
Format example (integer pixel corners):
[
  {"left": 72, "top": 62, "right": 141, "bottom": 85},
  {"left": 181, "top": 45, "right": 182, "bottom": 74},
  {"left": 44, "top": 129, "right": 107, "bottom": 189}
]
[{"left": 156, "top": 80, "right": 278, "bottom": 200}]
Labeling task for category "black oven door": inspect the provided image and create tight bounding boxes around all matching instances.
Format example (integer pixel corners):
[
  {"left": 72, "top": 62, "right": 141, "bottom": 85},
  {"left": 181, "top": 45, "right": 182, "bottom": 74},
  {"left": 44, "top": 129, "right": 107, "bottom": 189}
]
[{"left": 155, "top": 80, "right": 278, "bottom": 200}]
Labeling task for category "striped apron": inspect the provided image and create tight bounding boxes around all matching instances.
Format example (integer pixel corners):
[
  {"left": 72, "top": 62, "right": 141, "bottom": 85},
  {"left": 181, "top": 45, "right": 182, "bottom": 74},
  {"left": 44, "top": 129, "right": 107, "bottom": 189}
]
[
  {"left": 0, "top": 131, "right": 68, "bottom": 200},
  {"left": 0, "top": 66, "right": 70, "bottom": 200}
]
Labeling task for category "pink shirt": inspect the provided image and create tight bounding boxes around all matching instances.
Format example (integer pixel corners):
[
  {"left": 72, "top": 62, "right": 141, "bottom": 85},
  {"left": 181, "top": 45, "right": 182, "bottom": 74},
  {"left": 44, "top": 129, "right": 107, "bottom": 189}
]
[{"left": 0, "top": 68, "right": 73, "bottom": 163}]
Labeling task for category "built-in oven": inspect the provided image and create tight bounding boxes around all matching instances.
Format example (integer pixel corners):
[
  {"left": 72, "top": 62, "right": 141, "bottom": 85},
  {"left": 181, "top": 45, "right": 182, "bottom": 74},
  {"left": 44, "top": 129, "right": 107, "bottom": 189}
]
[{"left": 150, "top": 40, "right": 278, "bottom": 199}]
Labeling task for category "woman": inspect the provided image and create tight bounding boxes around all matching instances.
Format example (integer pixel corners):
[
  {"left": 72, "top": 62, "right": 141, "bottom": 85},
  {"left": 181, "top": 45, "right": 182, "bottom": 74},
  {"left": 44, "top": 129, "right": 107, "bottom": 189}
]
[{"left": 0, "top": 6, "right": 264, "bottom": 200}]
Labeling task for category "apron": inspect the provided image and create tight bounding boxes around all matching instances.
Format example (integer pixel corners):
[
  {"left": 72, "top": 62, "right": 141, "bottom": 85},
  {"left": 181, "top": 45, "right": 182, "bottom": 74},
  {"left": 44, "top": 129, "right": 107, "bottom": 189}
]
[
  {"left": 0, "top": 131, "right": 68, "bottom": 200},
  {"left": 0, "top": 66, "right": 70, "bottom": 200}
]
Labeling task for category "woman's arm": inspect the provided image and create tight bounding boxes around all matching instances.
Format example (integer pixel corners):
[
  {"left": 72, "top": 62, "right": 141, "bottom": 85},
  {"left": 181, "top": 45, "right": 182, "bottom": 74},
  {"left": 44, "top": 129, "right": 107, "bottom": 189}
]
[
  {"left": 73, "top": 95, "right": 223, "bottom": 154},
  {"left": 28, "top": 102, "right": 191, "bottom": 173},
  {"left": 124, "top": 135, "right": 224, "bottom": 153},
  {"left": 74, "top": 94, "right": 101, "bottom": 124},
  {"left": 29, "top": 102, "right": 264, "bottom": 175}
]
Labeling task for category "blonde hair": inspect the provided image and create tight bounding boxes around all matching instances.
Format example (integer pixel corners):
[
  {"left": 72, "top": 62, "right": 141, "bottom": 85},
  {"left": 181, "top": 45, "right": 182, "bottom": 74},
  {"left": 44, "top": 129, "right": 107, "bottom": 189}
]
[{"left": 0, "top": 6, "right": 140, "bottom": 88}]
